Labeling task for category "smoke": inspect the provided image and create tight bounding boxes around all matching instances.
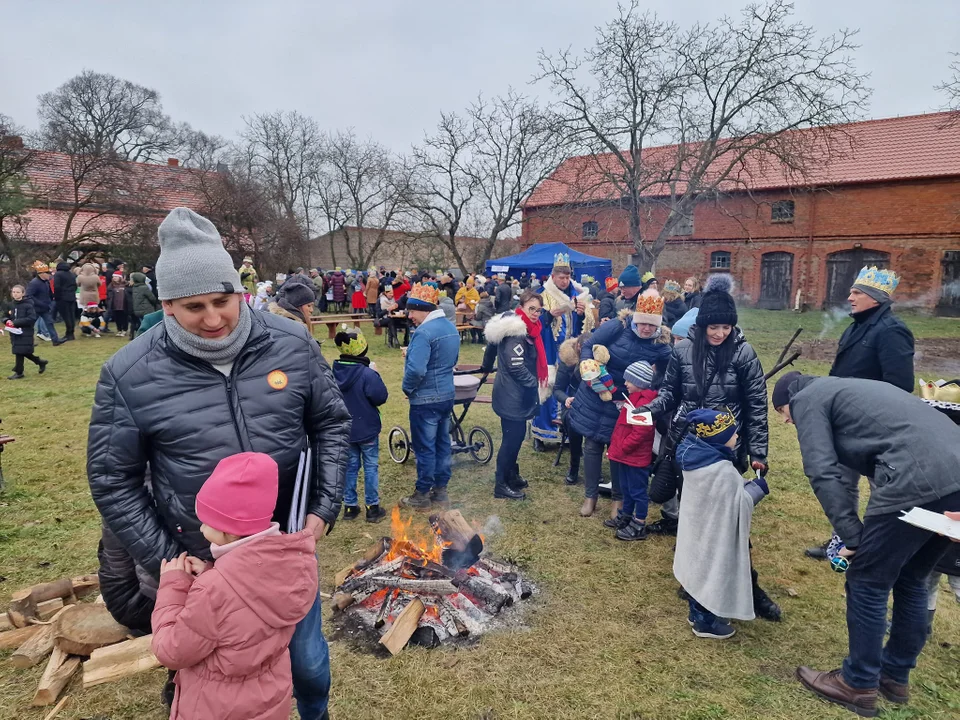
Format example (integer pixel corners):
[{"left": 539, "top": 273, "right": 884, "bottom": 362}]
[
  {"left": 481, "top": 515, "right": 505, "bottom": 538},
  {"left": 818, "top": 306, "right": 850, "bottom": 340}
]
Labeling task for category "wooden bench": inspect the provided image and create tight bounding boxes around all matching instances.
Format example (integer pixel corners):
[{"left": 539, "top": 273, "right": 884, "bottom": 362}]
[
  {"left": 310, "top": 316, "right": 382, "bottom": 339},
  {"left": 456, "top": 324, "right": 474, "bottom": 340}
]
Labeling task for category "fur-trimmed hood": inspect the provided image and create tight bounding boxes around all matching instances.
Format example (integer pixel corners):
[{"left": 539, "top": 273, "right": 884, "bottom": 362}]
[
  {"left": 558, "top": 337, "right": 581, "bottom": 367},
  {"left": 483, "top": 311, "right": 527, "bottom": 345},
  {"left": 615, "top": 307, "right": 672, "bottom": 344}
]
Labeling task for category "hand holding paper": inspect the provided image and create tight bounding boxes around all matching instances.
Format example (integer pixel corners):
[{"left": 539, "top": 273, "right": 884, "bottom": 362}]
[{"left": 899, "top": 507, "right": 960, "bottom": 541}]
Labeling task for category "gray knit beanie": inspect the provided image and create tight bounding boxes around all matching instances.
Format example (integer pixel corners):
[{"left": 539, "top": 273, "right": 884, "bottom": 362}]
[
  {"left": 155, "top": 208, "right": 243, "bottom": 301},
  {"left": 623, "top": 361, "right": 655, "bottom": 389}
]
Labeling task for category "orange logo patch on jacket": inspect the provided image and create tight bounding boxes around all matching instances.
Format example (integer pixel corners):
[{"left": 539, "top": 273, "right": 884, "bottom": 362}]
[{"left": 267, "top": 370, "right": 288, "bottom": 390}]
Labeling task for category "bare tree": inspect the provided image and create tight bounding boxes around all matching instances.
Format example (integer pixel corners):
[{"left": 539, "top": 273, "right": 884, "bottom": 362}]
[
  {"left": 317, "top": 130, "right": 416, "bottom": 269},
  {"left": 536, "top": 0, "right": 869, "bottom": 271},
  {"left": 38, "top": 70, "right": 178, "bottom": 162},
  {"left": 0, "top": 115, "right": 39, "bottom": 278},
  {"left": 238, "top": 111, "right": 321, "bottom": 240},
  {"left": 937, "top": 54, "right": 960, "bottom": 116},
  {"left": 176, "top": 126, "right": 230, "bottom": 170},
  {"left": 411, "top": 111, "right": 478, "bottom": 275}
]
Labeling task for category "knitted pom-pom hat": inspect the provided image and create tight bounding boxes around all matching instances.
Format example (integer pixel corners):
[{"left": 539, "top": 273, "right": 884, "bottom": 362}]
[{"left": 696, "top": 274, "right": 738, "bottom": 327}]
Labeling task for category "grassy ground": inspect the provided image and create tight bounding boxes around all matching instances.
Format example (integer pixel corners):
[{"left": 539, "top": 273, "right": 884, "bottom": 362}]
[{"left": 1, "top": 308, "right": 959, "bottom": 720}]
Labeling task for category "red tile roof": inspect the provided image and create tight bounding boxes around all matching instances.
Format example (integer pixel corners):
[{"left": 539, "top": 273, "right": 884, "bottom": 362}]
[
  {"left": 524, "top": 112, "right": 960, "bottom": 209},
  {"left": 2, "top": 150, "right": 210, "bottom": 246}
]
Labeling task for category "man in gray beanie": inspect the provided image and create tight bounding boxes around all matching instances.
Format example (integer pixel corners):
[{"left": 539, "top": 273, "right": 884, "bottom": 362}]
[{"left": 88, "top": 207, "right": 349, "bottom": 719}]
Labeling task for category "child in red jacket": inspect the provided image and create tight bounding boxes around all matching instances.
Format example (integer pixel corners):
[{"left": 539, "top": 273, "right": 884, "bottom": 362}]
[
  {"left": 151, "top": 453, "right": 318, "bottom": 720},
  {"left": 607, "top": 361, "right": 658, "bottom": 541}
]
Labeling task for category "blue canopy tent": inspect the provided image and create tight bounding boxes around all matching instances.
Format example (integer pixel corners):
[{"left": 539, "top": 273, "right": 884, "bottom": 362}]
[{"left": 485, "top": 242, "right": 612, "bottom": 282}]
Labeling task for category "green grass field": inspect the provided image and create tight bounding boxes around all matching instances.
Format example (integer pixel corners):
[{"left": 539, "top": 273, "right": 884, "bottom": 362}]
[{"left": 1, "top": 308, "right": 959, "bottom": 720}]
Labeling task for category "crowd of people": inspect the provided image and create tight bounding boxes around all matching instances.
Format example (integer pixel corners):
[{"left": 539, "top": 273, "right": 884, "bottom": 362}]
[{"left": 5, "top": 205, "right": 959, "bottom": 720}]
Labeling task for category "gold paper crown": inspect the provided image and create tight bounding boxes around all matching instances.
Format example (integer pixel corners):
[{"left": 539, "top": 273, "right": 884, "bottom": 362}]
[
  {"left": 695, "top": 412, "right": 736, "bottom": 438},
  {"left": 31, "top": 260, "right": 50, "bottom": 273},
  {"left": 635, "top": 293, "right": 665, "bottom": 315},
  {"left": 854, "top": 266, "right": 900, "bottom": 296},
  {"left": 408, "top": 282, "right": 440, "bottom": 306},
  {"left": 552, "top": 252, "right": 571, "bottom": 271}
]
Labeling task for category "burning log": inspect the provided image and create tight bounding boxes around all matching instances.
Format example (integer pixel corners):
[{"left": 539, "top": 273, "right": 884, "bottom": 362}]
[
  {"left": 54, "top": 604, "right": 129, "bottom": 656},
  {"left": 82, "top": 635, "right": 160, "bottom": 688},
  {"left": 368, "top": 577, "right": 457, "bottom": 595},
  {"left": 340, "top": 557, "right": 405, "bottom": 594},
  {"left": 374, "top": 590, "right": 397, "bottom": 629},
  {"left": 32, "top": 647, "right": 81, "bottom": 706},
  {"left": 429, "top": 511, "right": 483, "bottom": 569},
  {"left": 452, "top": 571, "right": 512, "bottom": 614},
  {"left": 518, "top": 581, "right": 534, "bottom": 600},
  {"left": 334, "top": 537, "right": 391, "bottom": 587},
  {"left": 379, "top": 598, "right": 425, "bottom": 655},
  {"left": 477, "top": 557, "right": 518, "bottom": 581},
  {"left": 437, "top": 598, "right": 470, "bottom": 637}
]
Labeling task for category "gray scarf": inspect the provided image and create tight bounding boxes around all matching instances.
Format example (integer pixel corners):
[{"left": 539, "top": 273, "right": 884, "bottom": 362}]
[{"left": 164, "top": 302, "right": 253, "bottom": 365}]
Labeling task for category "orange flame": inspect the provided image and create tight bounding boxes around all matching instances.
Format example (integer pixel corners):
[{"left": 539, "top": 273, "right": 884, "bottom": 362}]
[{"left": 385, "top": 507, "right": 450, "bottom": 565}]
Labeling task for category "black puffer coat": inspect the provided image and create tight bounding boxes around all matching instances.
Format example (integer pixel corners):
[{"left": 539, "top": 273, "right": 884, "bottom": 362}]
[
  {"left": 53, "top": 262, "right": 77, "bottom": 302},
  {"left": 646, "top": 328, "right": 769, "bottom": 467},
  {"left": 481, "top": 311, "right": 541, "bottom": 421},
  {"left": 829, "top": 302, "right": 914, "bottom": 393},
  {"left": 87, "top": 309, "right": 351, "bottom": 579},
  {"left": 5, "top": 297, "right": 36, "bottom": 354},
  {"left": 663, "top": 298, "right": 687, "bottom": 328}
]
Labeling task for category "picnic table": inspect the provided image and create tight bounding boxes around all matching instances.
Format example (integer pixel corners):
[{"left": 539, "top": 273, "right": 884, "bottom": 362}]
[{"left": 309, "top": 313, "right": 381, "bottom": 339}]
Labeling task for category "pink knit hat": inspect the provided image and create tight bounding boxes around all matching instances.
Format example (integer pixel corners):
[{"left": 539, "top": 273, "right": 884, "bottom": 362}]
[{"left": 196, "top": 452, "right": 278, "bottom": 537}]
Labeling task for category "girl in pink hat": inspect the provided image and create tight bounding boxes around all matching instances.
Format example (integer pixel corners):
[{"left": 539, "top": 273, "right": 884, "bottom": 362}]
[{"left": 151, "top": 452, "right": 318, "bottom": 720}]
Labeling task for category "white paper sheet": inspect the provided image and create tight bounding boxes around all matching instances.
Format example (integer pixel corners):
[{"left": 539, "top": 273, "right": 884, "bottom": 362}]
[{"left": 899, "top": 507, "right": 960, "bottom": 541}]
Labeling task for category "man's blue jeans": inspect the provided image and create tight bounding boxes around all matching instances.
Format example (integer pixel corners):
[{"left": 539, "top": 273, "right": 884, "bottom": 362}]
[
  {"left": 410, "top": 401, "right": 454, "bottom": 494},
  {"left": 36, "top": 310, "right": 60, "bottom": 342},
  {"left": 842, "top": 491, "right": 960, "bottom": 689},
  {"left": 344, "top": 439, "right": 380, "bottom": 506},
  {"left": 289, "top": 593, "right": 331, "bottom": 719}
]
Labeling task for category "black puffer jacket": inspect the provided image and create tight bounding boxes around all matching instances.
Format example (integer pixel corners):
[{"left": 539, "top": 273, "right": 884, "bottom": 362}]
[
  {"left": 87, "top": 309, "right": 351, "bottom": 578},
  {"left": 829, "top": 302, "right": 914, "bottom": 393},
  {"left": 663, "top": 298, "right": 687, "bottom": 328},
  {"left": 646, "top": 328, "right": 769, "bottom": 466},
  {"left": 481, "top": 311, "right": 541, "bottom": 421},
  {"left": 5, "top": 297, "right": 36, "bottom": 354},
  {"left": 53, "top": 262, "right": 77, "bottom": 302}
]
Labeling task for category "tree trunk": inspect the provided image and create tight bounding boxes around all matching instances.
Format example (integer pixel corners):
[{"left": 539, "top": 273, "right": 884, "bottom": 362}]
[{"left": 54, "top": 604, "right": 129, "bottom": 656}]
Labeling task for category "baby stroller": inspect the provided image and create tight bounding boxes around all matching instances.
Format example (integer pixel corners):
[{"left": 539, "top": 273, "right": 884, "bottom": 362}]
[{"left": 388, "top": 366, "right": 495, "bottom": 465}]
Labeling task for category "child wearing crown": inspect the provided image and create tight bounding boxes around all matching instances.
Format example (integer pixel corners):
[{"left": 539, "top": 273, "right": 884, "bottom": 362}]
[{"left": 673, "top": 409, "right": 770, "bottom": 639}]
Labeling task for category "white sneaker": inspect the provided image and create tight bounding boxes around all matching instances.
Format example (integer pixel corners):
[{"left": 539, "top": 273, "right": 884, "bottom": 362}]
[{"left": 37, "top": 333, "right": 51, "bottom": 342}]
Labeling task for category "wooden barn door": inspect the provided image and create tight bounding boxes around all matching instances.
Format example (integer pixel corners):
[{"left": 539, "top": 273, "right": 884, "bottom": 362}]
[
  {"left": 758, "top": 252, "right": 793, "bottom": 309},
  {"left": 825, "top": 249, "right": 890, "bottom": 307},
  {"left": 938, "top": 251, "right": 960, "bottom": 316}
]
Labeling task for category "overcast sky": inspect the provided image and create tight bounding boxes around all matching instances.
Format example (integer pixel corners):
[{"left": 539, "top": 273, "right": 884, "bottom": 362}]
[{"left": 2, "top": 0, "right": 958, "bottom": 153}]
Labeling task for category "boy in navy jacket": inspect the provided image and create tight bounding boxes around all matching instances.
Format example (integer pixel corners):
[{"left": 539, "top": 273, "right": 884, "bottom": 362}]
[{"left": 332, "top": 326, "right": 388, "bottom": 522}]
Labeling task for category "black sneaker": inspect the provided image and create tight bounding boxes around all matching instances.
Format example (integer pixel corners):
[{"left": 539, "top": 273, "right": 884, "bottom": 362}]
[
  {"left": 616, "top": 519, "right": 647, "bottom": 541},
  {"left": 564, "top": 472, "right": 581, "bottom": 485},
  {"left": 38, "top": 359, "right": 49, "bottom": 374},
  {"left": 647, "top": 517, "right": 679, "bottom": 536},
  {"left": 804, "top": 539, "right": 830, "bottom": 560},
  {"left": 604, "top": 513, "right": 630, "bottom": 530},
  {"left": 342, "top": 505, "right": 361, "bottom": 521},
  {"left": 365, "top": 504, "right": 387, "bottom": 523},
  {"left": 753, "top": 586, "right": 783, "bottom": 622},
  {"left": 430, "top": 487, "right": 450, "bottom": 508},
  {"left": 7, "top": 373, "right": 24, "bottom": 380}
]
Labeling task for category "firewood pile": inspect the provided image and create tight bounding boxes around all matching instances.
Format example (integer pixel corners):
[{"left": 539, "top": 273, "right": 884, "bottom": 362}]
[
  {"left": 0, "top": 574, "right": 160, "bottom": 709},
  {"left": 332, "top": 509, "right": 534, "bottom": 654}
]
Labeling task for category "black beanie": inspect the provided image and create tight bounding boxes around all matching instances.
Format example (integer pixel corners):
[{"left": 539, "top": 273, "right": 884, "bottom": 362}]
[
  {"left": 772, "top": 371, "right": 803, "bottom": 409},
  {"left": 696, "top": 274, "right": 738, "bottom": 327}
]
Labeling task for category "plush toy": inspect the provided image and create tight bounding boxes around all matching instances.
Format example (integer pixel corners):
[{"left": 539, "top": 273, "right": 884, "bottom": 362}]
[{"left": 579, "top": 344, "right": 616, "bottom": 401}]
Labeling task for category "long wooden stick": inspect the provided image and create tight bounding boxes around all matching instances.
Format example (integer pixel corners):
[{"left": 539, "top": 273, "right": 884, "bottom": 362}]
[
  {"left": 776, "top": 328, "right": 803, "bottom": 366},
  {"left": 367, "top": 577, "right": 457, "bottom": 595},
  {"left": 41, "top": 695, "right": 70, "bottom": 719},
  {"left": 764, "top": 350, "right": 802, "bottom": 380}
]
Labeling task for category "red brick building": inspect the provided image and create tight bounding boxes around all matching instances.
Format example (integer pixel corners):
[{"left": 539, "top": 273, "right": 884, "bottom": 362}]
[{"left": 521, "top": 113, "right": 960, "bottom": 314}]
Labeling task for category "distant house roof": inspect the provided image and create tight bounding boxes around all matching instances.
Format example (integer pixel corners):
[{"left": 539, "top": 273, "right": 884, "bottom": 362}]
[
  {"left": 3, "top": 148, "right": 209, "bottom": 246},
  {"left": 524, "top": 112, "right": 960, "bottom": 209}
]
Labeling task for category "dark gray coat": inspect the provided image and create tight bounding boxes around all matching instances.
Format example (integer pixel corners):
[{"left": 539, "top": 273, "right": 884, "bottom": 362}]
[
  {"left": 5, "top": 297, "right": 36, "bottom": 354},
  {"left": 481, "top": 312, "right": 540, "bottom": 421},
  {"left": 829, "top": 302, "right": 914, "bottom": 392},
  {"left": 87, "top": 310, "right": 351, "bottom": 578},
  {"left": 787, "top": 375, "right": 960, "bottom": 549}
]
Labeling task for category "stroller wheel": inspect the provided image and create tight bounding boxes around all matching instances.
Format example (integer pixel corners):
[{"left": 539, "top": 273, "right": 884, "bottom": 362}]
[
  {"left": 468, "top": 426, "right": 494, "bottom": 465},
  {"left": 388, "top": 426, "right": 411, "bottom": 464}
]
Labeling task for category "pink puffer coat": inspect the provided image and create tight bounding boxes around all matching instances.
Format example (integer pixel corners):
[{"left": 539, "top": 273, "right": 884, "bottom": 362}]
[{"left": 151, "top": 529, "right": 318, "bottom": 720}]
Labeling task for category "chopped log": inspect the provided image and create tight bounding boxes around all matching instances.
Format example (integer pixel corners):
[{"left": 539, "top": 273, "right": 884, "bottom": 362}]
[
  {"left": 430, "top": 510, "right": 483, "bottom": 569},
  {"left": 518, "top": 581, "right": 534, "bottom": 600},
  {"left": 334, "top": 564, "right": 357, "bottom": 589},
  {"left": 332, "top": 592, "right": 356, "bottom": 611},
  {"left": 41, "top": 695, "right": 70, "bottom": 719},
  {"left": 374, "top": 590, "right": 395, "bottom": 629},
  {"left": 82, "top": 635, "right": 160, "bottom": 688},
  {"left": 32, "top": 647, "right": 81, "bottom": 706},
  {"left": 55, "top": 604, "right": 129, "bottom": 656},
  {"left": 437, "top": 598, "right": 469, "bottom": 637},
  {"left": 71, "top": 575, "right": 100, "bottom": 599},
  {"left": 0, "top": 615, "right": 12, "bottom": 632},
  {"left": 334, "top": 537, "right": 391, "bottom": 587},
  {"left": 37, "top": 599, "right": 65, "bottom": 621},
  {"left": 368, "top": 577, "right": 457, "bottom": 595},
  {"left": 339, "top": 557, "right": 405, "bottom": 593},
  {"left": 7, "top": 578, "right": 75, "bottom": 627},
  {"left": 379, "top": 598, "right": 424, "bottom": 655},
  {"left": 11, "top": 623, "right": 56, "bottom": 668},
  {"left": 478, "top": 557, "right": 518, "bottom": 578},
  {"left": 452, "top": 571, "right": 512, "bottom": 614},
  {"left": 0, "top": 624, "right": 41, "bottom": 650}
]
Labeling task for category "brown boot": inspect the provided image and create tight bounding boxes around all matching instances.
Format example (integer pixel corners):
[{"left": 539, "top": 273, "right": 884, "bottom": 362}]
[
  {"left": 795, "top": 667, "right": 878, "bottom": 718},
  {"left": 878, "top": 675, "right": 909, "bottom": 704},
  {"left": 580, "top": 497, "right": 597, "bottom": 517}
]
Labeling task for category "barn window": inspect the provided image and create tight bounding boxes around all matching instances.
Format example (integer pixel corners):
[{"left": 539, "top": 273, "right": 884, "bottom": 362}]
[
  {"left": 582, "top": 221, "right": 598, "bottom": 239},
  {"left": 772, "top": 200, "right": 795, "bottom": 223},
  {"left": 710, "top": 251, "right": 731, "bottom": 270},
  {"left": 669, "top": 212, "right": 694, "bottom": 236}
]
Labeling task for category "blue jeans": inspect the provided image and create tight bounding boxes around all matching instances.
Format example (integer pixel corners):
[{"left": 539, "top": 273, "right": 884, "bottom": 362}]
[
  {"left": 616, "top": 463, "right": 649, "bottom": 520},
  {"left": 289, "top": 593, "right": 331, "bottom": 719},
  {"left": 842, "top": 490, "right": 960, "bottom": 689},
  {"left": 36, "top": 310, "right": 59, "bottom": 342},
  {"left": 344, "top": 439, "right": 380, "bottom": 507},
  {"left": 410, "top": 401, "right": 454, "bottom": 494}
]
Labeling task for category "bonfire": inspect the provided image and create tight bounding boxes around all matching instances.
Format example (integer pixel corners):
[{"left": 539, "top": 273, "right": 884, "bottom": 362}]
[{"left": 331, "top": 509, "right": 533, "bottom": 654}]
